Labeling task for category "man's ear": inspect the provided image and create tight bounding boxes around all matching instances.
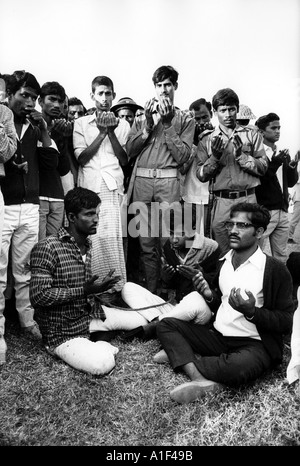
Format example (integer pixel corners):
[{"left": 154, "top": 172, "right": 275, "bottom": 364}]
[
  {"left": 112, "top": 92, "right": 116, "bottom": 100},
  {"left": 38, "top": 96, "right": 42, "bottom": 106},
  {"left": 174, "top": 82, "right": 178, "bottom": 91},
  {"left": 90, "top": 92, "right": 95, "bottom": 102},
  {"left": 255, "top": 226, "right": 265, "bottom": 240},
  {"left": 68, "top": 212, "right": 76, "bottom": 224}
]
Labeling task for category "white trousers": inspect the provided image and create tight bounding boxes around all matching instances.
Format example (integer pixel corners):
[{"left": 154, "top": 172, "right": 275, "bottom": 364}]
[
  {"left": 53, "top": 337, "right": 119, "bottom": 375},
  {"left": 0, "top": 203, "right": 39, "bottom": 334},
  {"left": 89, "top": 282, "right": 212, "bottom": 332}
]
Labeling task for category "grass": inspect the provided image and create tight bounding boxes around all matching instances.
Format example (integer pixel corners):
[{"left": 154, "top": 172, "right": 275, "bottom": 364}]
[{"left": 0, "top": 316, "right": 299, "bottom": 447}]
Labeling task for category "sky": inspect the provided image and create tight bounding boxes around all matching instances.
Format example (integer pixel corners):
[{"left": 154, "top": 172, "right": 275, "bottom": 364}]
[{"left": 1, "top": 0, "right": 300, "bottom": 153}]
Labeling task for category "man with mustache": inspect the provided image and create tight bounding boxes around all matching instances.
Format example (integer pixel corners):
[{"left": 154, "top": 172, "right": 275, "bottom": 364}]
[
  {"left": 155, "top": 202, "right": 294, "bottom": 404},
  {"left": 196, "top": 88, "right": 268, "bottom": 255}
]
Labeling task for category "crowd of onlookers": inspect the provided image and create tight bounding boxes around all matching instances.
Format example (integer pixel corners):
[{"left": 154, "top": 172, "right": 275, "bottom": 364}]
[{"left": 0, "top": 65, "right": 299, "bottom": 404}]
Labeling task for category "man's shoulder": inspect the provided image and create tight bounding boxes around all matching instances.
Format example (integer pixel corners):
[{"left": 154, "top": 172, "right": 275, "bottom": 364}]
[{"left": 199, "top": 128, "right": 215, "bottom": 141}]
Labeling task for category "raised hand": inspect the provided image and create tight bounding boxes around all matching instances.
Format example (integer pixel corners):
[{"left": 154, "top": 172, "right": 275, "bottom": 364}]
[
  {"left": 228, "top": 287, "right": 255, "bottom": 319},
  {"left": 158, "top": 97, "right": 175, "bottom": 126},
  {"left": 211, "top": 135, "right": 225, "bottom": 159},
  {"left": 233, "top": 134, "right": 243, "bottom": 157}
]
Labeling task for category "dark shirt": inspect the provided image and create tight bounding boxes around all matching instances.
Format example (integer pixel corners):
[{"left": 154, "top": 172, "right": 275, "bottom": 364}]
[{"left": 0, "top": 121, "right": 58, "bottom": 205}]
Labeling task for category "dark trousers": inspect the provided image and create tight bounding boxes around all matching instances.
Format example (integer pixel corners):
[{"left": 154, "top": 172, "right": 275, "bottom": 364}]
[{"left": 156, "top": 318, "right": 272, "bottom": 386}]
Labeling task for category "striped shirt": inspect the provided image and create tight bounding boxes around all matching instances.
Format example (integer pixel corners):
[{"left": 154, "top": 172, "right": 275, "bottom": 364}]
[
  {"left": 0, "top": 104, "right": 17, "bottom": 177},
  {"left": 30, "top": 227, "right": 105, "bottom": 348}
]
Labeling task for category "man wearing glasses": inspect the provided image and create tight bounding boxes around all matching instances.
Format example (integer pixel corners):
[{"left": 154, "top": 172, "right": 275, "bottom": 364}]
[{"left": 155, "top": 202, "right": 294, "bottom": 404}]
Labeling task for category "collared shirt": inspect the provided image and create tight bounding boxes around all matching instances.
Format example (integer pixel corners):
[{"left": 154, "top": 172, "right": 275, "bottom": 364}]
[
  {"left": 196, "top": 124, "right": 268, "bottom": 191},
  {"left": 0, "top": 104, "right": 17, "bottom": 177},
  {"left": 126, "top": 109, "right": 195, "bottom": 169},
  {"left": 73, "top": 113, "right": 130, "bottom": 194},
  {"left": 213, "top": 247, "right": 266, "bottom": 339},
  {"left": 30, "top": 227, "right": 105, "bottom": 348}
]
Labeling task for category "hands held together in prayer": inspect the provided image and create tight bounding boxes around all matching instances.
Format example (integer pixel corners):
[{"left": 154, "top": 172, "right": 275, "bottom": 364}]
[
  {"left": 144, "top": 96, "right": 175, "bottom": 130},
  {"left": 96, "top": 111, "right": 119, "bottom": 135}
]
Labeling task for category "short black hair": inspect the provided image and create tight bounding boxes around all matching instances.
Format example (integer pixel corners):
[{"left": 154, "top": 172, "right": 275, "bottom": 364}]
[
  {"left": 91, "top": 76, "right": 114, "bottom": 93},
  {"left": 255, "top": 113, "right": 280, "bottom": 131},
  {"left": 40, "top": 81, "right": 66, "bottom": 101},
  {"left": 68, "top": 96, "right": 84, "bottom": 107},
  {"left": 212, "top": 88, "right": 239, "bottom": 111},
  {"left": 230, "top": 202, "right": 271, "bottom": 231},
  {"left": 152, "top": 66, "right": 178, "bottom": 86},
  {"left": 64, "top": 187, "right": 100, "bottom": 216},
  {"left": 189, "top": 98, "right": 212, "bottom": 115},
  {"left": 6, "top": 70, "right": 41, "bottom": 96}
]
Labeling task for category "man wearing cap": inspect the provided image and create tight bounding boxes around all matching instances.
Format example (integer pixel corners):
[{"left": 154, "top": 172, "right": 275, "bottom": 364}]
[
  {"left": 126, "top": 66, "right": 195, "bottom": 295},
  {"left": 111, "top": 97, "right": 144, "bottom": 128}
]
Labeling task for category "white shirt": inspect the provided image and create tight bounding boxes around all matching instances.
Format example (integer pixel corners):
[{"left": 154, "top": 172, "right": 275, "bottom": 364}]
[
  {"left": 213, "top": 247, "right": 266, "bottom": 339},
  {"left": 73, "top": 113, "right": 130, "bottom": 194}
]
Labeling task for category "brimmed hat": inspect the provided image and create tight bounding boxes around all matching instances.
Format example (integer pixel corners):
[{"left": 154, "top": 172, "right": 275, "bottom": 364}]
[
  {"left": 111, "top": 97, "right": 144, "bottom": 114},
  {"left": 237, "top": 104, "right": 256, "bottom": 120}
]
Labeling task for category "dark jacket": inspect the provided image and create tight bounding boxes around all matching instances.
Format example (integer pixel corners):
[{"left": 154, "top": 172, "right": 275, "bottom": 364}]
[
  {"left": 0, "top": 123, "right": 58, "bottom": 205},
  {"left": 39, "top": 128, "right": 70, "bottom": 199},
  {"left": 256, "top": 155, "right": 298, "bottom": 212}
]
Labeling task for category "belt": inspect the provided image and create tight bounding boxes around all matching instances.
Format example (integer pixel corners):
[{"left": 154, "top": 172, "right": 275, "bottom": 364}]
[
  {"left": 136, "top": 167, "right": 178, "bottom": 179},
  {"left": 214, "top": 187, "right": 255, "bottom": 199}
]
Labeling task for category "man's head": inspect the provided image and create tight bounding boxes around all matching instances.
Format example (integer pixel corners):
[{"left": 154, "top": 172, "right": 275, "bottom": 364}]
[
  {"left": 164, "top": 202, "right": 196, "bottom": 250},
  {"left": 111, "top": 97, "right": 144, "bottom": 127},
  {"left": 39, "top": 81, "right": 66, "bottom": 120},
  {"left": 91, "top": 76, "right": 115, "bottom": 112},
  {"left": 255, "top": 113, "right": 280, "bottom": 145},
  {"left": 225, "top": 202, "right": 271, "bottom": 251},
  {"left": 212, "top": 88, "right": 239, "bottom": 129},
  {"left": 189, "top": 98, "right": 213, "bottom": 144},
  {"left": 65, "top": 187, "right": 101, "bottom": 236},
  {"left": 67, "top": 97, "right": 86, "bottom": 122},
  {"left": 152, "top": 65, "right": 178, "bottom": 104},
  {"left": 6, "top": 70, "right": 41, "bottom": 118}
]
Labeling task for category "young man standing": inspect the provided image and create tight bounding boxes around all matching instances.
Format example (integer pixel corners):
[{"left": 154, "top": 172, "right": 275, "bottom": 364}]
[
  {"left": 255, "top": 113, "right": 298, "bottom": 262},
  {"left": 30, "top": 187, "right": 121, "bottom": 375},
  {"left": 0, "top": 71, "right": 60, "bottom": 362},
  {"left": 156, "top": 202, "right": 294, "bottom": 404},
  {"left": 196, "top": 88, "right": 268, "bottom": 255},
  {"left": 38, "top": 81, "right": 71, "bottom": 239},
  {"left": 73, "top": 76, "right": 130, "bottom": 296},
  {"left": 126, "top": 65, "right": 195, "bottom": 294}
]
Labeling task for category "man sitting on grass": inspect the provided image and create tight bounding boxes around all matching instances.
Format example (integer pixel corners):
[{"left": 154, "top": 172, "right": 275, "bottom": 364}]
[
  {"left": 29, "top": 187, "right": 121, "bottom": 375},
  {"left": 155, "top": 202, "right": 295, "bottom": 404}
]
